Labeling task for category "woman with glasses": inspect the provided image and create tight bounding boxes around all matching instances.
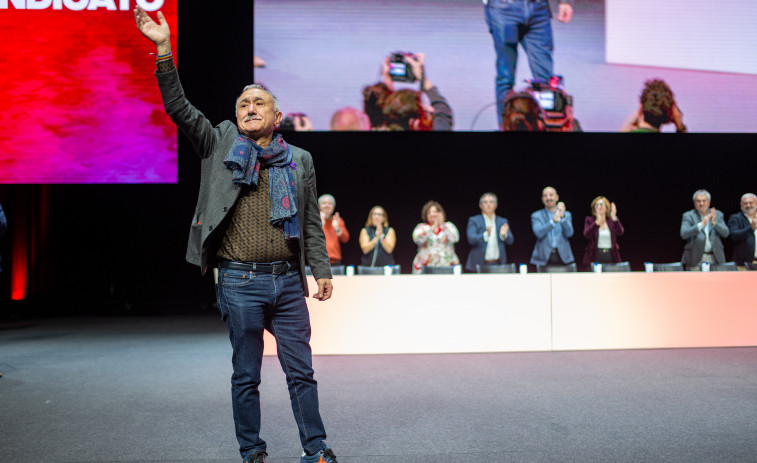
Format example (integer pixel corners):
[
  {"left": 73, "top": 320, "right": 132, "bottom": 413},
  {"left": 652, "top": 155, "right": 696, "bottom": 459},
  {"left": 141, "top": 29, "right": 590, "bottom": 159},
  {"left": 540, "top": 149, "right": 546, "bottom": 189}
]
[
  {"left": 359, "top": 206, "right": 397, "bottom": 267},
  {"left": 582, "top": 196, "right": 624, "bottom": 269}
]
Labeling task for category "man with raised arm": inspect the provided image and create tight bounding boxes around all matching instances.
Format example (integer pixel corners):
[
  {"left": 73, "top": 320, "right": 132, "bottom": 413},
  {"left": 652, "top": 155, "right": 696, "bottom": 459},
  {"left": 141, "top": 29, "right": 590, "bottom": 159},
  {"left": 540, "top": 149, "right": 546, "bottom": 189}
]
[{"left": 134, "top": 7, "right": 337, "bottom": 463}]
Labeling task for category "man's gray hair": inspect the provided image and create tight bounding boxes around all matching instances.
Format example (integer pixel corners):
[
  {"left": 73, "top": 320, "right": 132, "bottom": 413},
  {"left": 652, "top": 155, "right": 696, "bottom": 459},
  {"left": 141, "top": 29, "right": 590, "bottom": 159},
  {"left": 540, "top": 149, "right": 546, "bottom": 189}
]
[
  {"left": 318, "top": 194, "right": 336, "bottom": 207},
  {"left": 235, "top": 83, "right": 279, "bottom": 113},
  {"left": 479, "top": 192, "right": 498, "bottom": 204},
  {"left": 692, "top": 189, "right": 711, "bottom": 202},
  {"left": 742, "top": 193, "right": 757, "bottom": 202}
]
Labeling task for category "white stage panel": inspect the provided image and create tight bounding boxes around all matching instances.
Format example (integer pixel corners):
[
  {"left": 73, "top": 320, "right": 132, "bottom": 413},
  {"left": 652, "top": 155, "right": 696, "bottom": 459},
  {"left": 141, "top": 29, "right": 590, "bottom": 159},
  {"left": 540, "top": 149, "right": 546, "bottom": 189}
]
[
  {"left": 606, "top": 0, "right": 757, "bottom": 75},
  {"left": 263, "top": 274, "right": 553, "bottom": 355},
  {"left": 551, "top": 272, "right": 757, "bottom": 350}
]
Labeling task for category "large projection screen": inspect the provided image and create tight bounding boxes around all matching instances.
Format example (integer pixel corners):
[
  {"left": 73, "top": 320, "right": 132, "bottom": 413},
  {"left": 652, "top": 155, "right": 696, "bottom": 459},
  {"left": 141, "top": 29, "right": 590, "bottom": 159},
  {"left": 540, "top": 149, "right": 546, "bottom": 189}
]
[
  {"left": 0, "top": 0, "right": 178, "bottom": 184},
  {"left": 253, "top": 0, "right": 757, "bottom": 132}
]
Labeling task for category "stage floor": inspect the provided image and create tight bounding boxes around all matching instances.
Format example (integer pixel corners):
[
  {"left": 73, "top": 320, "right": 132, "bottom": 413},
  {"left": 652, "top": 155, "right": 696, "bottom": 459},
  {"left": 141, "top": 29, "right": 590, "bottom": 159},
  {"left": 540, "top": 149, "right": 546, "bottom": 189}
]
[{"left": 2, "top": 315, "right": 756, "bottom": 462}]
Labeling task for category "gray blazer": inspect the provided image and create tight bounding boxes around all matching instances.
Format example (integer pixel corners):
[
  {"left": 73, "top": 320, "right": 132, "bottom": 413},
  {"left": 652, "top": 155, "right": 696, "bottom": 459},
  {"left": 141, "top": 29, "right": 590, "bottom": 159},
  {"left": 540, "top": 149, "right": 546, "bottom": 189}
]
[
  {"left": 680, "top": 209, "right": 729, "bottom": 266},
  {"left": 156, "top": 69, "right": 332, "bottom": 295}
]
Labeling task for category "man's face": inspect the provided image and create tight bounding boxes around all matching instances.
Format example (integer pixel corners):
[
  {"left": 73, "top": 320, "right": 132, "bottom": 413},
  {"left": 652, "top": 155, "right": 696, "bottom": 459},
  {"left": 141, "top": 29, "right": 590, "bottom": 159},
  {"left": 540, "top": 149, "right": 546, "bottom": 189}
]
[
  {"left": 236, "top": 88, "right": 282, "bottom": 142},
  {"left": 542, "top": 188, "right": 558, "bottom": 209},
  {"left": 741, "top": 196, "right": 757, "bottom": 216},
  {"left": 479, "top": 195, "right": 497, "bottom": 216},
  {"left": 694, "top": 194, "right": 711, "bottom": 215},
  {"left": 319, "top": 198, "right": 335, "bottom": 216}
]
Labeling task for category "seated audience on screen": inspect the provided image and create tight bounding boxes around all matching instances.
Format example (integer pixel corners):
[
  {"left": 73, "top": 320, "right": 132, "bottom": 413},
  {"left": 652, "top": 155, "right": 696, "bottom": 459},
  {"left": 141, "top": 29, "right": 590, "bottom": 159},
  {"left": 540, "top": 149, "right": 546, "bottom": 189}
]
[
  {"left": 501, "top": 91, "right": 546, "bottom": 132},
  {"left": 319, "top": 194, "right": 350, "bottom": 264},
  {"left": 359, "top": 206, "right": 397, "bottom": 267},
  {"left": 412, "top": 200, "right": 460, "bottom": 273},
  {"left": 582, "top": 196, "right": 624, "bottom": 268},
  {"left": 680, "top": 189, "right": 729, "bottom": 270},
  {"left": 330, "top": 107, "right": 370, "bottom": 131},
  {"left": 465, "top": 193, "right": 514, "bottom": 272},
  {"left": 620, "top": 79, "right": 687, "bottom": 133},
  {"left": 380, "top": 53, "right": 453, "bottom": 131},
  {"left": 727, "top": 193, "right": 757, "bottom": 269},
  {"left": 531, "top": 186, "right": 575, "bottom": 267}
]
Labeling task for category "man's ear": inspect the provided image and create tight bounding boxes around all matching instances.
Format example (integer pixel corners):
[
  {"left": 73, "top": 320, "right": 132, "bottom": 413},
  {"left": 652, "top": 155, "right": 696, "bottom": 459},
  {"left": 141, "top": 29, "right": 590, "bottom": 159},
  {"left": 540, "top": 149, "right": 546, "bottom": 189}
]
[{"left": 274, "top": 111, "right": 283, "bottom": 127}]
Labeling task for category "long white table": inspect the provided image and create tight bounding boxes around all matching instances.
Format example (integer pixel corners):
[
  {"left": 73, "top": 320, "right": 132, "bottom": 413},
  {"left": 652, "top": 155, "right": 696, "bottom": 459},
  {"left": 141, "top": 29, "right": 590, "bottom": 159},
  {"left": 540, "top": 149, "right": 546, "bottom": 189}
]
[{"left": 262, "top": 272, "right": 757, "bottom": 355}]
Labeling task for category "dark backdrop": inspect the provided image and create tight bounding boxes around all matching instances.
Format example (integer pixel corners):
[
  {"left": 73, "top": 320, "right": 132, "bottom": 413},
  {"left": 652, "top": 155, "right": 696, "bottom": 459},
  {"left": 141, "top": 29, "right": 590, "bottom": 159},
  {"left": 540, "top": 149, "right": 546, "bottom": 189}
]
[{"left": 0, "top": 1, "right": 753, "bottom": 316}]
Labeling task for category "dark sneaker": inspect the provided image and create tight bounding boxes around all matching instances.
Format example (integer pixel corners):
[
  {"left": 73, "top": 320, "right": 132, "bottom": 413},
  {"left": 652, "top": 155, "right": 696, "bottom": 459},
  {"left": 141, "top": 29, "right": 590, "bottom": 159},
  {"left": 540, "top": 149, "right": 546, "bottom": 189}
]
[
  {"left": 243, "top": 450, "right": 267, "bottom": 463},
  {"left": 300, "top": 447, "right": 338, "bottom": 463}
]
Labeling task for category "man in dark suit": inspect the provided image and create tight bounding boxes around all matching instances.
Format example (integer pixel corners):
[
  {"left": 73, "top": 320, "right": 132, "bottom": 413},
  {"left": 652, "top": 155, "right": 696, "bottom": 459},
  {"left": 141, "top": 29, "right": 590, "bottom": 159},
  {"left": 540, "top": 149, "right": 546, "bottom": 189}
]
[
  {"left": 465, "top": 193, "right": 514, "bottom": 272},
  {"left": 680, "top": 189, "right": 729, "bottom": 270},
  {"left": 135, "top": 7, "right": 337, "bottom": 463},
  {"left": 727, "top": 193, "right": 757, "bottom": 268}
]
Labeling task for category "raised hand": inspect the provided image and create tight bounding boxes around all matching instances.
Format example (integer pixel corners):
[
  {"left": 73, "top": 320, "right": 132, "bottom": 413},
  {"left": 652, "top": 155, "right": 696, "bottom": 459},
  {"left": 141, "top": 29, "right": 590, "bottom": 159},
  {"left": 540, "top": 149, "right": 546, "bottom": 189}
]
[
  {"left": 332, "top": 212, "right": 342, "bottom": 234},
  {"left": 610, "top": 202, "right": 618, "bottom": 220},
  {"left": 134, "top": 6, "right": 170, "bottom": 47}
]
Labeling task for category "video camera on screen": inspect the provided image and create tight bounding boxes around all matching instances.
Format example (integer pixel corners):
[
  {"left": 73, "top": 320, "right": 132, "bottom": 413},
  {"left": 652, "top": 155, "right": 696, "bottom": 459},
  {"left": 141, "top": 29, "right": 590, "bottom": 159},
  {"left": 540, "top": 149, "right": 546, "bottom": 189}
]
[{"left": 526, "top": 76, "right": 581, "bottom": 132}]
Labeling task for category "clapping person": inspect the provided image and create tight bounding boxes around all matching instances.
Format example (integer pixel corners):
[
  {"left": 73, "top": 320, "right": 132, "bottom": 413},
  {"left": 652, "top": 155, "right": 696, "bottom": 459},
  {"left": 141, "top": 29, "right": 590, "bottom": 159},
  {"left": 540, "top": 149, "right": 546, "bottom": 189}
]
[
  {"left": 582, "top": 196, "right": 624, "bottom": 268},
  {"left": 727, "top": 193, "right": 757, "bottom": 268},
  {"left": 531, "top": 187, "right": 575, "bottom": 267},
  {"left": 681, "top": 189, "right": 729, "bottom": 270},
  {"left": 358, "top": 206, "right": 397, "bottom": 267},
  {"left": 465, "top": 193, "right": 514, "bottom": 271},
  {"left": 319, "top": 194, "right": 349, "bottom": 265},
  {"left": 412, "top": 201, "right": 460, "bottom": 274}
]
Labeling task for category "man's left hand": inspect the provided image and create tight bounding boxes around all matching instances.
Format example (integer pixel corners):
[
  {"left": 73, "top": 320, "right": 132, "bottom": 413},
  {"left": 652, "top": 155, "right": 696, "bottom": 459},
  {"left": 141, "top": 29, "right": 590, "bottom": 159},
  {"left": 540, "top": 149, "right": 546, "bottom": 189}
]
[
  {"left": 557, "top": 4, "right": 573, "bottom": 23},
  {"left": 314, "top": 278, "right": 333, "bottom": 301}
]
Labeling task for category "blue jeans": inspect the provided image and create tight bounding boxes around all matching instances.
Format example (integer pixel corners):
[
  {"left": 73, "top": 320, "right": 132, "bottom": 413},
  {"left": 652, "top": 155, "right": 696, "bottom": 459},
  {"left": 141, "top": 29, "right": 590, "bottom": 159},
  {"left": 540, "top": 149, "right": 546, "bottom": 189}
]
[
  {"left": 485, "top": 0, "right": 554, "bottom": 125},
  {"left": 216, "top": 267, "right": 327, "bottom": 458}
]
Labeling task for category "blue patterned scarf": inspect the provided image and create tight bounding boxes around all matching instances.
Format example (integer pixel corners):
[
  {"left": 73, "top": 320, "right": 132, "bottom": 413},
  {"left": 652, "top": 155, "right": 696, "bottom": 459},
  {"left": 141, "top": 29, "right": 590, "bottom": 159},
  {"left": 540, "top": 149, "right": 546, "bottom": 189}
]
[{"left": 223, "top": 132, "right": 300, "bottom": 239}]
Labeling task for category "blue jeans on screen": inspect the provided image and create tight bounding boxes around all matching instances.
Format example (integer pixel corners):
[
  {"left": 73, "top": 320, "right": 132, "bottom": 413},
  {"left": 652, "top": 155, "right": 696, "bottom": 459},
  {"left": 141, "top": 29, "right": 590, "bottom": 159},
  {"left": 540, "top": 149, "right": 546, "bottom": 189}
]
[
  {"left": 216, "top": 267, "right": 327, "bottom": 458},
  {"left": 485, "top": 0, "right": 554, "bottom": 126}
]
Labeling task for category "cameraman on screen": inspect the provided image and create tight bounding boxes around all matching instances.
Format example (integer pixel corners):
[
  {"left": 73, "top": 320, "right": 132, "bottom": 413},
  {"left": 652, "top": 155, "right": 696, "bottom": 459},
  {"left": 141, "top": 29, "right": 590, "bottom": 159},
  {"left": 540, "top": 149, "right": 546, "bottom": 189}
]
[
  {"left": 379, "top": 52, "right": 453, "bottom": 131},
  {"left": 620, "top": 79, "right": 687, "bottom": 133},
  {"left": 501, "top": 91, "right": 546, "bottom": 132}
]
